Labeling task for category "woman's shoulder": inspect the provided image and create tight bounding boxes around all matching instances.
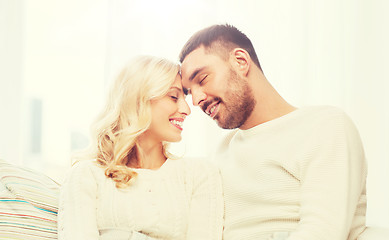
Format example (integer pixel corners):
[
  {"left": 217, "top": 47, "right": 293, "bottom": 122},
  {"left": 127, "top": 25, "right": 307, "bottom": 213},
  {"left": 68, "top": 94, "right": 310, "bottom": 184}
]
[
  {"left": 177, "top": 158, "right": 223, "bottom": 196},
  {"left": 172, "top": 157, "right": 221, "bottom": 181},
  {"left": 71, "top": 159, "right": 102, "bottom": 172},
  {"left": 173, "top": 157, "right": 219, "bottom": 170},
  {"left": 64, "top": 159, "right": 105, "bottom": 183}
]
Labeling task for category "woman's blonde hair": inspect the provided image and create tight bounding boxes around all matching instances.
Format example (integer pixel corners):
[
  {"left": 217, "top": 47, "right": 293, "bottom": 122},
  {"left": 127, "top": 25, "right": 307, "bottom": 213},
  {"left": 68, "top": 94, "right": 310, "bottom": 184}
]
[{"left": 80, "top": 56, "right": 179, "bottom": 188}]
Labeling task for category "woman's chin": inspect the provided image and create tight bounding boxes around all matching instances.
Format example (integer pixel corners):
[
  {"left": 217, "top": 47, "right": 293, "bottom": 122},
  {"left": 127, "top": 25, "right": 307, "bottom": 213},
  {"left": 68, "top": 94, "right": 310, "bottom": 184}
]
[{"left": 166, "top": 135, "right": 182, "bottom": 143}]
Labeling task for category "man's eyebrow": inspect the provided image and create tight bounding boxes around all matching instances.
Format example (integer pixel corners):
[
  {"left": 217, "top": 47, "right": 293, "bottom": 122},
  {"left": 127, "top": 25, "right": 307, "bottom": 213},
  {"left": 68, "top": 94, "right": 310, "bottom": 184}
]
[{"left": 188, "top": 67, "right": 205, "bottom": 82}]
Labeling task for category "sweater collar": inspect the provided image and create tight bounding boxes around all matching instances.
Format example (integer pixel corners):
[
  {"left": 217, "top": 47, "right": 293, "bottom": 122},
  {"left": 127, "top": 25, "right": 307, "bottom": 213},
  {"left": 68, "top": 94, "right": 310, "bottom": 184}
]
[{"left": 236, "top": 107, "right": 301, "bottom": 138}]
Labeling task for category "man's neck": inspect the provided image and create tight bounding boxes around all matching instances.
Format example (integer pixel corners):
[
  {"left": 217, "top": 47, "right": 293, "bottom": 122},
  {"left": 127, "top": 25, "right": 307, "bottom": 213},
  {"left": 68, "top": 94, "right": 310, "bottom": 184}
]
[
  {"left": 240, "top": 102, "right": 296, "bottom": 130},
  {"left": 240, "top": 74, "right": 296, "bottom": 130}
]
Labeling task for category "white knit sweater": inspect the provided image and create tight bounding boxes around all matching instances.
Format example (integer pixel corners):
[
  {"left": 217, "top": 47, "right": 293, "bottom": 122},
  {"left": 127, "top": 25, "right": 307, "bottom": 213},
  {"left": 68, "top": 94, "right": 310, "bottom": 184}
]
[
  {"left": 215, "top": 106, "right": 367, "bottom": 240},
  {"left": 58, "top": 158, "right": 224, "bottom": 240}
]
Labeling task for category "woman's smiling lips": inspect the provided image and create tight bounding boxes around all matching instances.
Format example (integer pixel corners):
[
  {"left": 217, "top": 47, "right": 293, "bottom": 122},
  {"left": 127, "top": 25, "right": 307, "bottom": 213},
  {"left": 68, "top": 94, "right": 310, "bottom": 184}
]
[{"left": 169, "top": 118, "right": 184, "bottom": 130}]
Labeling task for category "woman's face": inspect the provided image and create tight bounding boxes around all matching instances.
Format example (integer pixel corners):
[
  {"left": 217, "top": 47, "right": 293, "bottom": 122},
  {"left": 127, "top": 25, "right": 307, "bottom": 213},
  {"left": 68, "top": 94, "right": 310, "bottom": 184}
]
[{"left": 146, "top": 74, "right": 191, "bottom": 143}]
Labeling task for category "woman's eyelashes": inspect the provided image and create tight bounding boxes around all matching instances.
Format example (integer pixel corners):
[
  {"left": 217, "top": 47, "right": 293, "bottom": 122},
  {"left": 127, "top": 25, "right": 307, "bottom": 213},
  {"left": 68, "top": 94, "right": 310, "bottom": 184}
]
[
  {"left": 170, "top": 95, "right": 178, "bottom": 101},
  {"left": 169, "top": 88, "right": 186, "bottom": 102},
  {"left": 170, "top": 91, "right": 183, "bottom": 102}
]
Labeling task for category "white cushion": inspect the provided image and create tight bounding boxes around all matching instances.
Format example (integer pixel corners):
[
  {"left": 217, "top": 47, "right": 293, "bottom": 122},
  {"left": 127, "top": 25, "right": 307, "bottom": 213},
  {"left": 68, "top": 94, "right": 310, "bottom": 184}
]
[{"left": 0, "top": 159, "right": 60, "bottom": 239}]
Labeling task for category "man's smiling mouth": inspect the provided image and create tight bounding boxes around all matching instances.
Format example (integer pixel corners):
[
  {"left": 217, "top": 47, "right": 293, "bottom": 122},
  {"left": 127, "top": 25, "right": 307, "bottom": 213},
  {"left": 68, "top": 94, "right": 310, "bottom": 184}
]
[{"left": 204, "top": 101, "right": 220, "bottom": 119}]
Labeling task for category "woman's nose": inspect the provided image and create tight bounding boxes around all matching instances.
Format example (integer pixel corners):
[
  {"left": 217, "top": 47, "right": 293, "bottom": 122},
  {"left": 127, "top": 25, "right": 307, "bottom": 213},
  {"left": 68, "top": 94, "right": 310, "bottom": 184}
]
[{"left": 180, "top": 99, "right": 191, "bottom": 116}]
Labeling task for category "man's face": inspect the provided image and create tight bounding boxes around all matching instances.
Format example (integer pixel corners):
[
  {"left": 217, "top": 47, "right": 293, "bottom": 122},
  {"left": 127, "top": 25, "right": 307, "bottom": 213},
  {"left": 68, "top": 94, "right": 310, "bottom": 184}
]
[{"left": 181, "top": 46, "right": 255, "bottom": 129}]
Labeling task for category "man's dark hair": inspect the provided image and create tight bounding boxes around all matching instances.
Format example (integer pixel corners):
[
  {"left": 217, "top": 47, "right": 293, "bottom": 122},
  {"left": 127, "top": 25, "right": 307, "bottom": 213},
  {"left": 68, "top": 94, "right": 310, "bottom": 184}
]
[{"left": 179, "top": 24, "right": 262, "bottom": 71}]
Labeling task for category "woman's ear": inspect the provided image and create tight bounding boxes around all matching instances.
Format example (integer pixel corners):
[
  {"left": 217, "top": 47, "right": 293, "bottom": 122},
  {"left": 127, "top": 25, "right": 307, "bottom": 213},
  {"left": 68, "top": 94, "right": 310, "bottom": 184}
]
[{"left": 231, "top": 48, "right": 250, "bottom": 76}]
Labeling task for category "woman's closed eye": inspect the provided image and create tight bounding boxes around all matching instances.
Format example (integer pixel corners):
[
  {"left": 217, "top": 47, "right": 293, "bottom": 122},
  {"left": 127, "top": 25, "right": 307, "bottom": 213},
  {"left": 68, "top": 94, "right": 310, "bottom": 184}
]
[{"left": 170, "top": 95, "right": 178, "bottom": 101}]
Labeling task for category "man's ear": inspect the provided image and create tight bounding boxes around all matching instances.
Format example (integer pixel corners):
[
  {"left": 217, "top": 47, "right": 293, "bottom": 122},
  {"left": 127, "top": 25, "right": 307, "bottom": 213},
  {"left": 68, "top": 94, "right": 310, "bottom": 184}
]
[{"left": 231, "top": 48, "right": 250, "bottom": 76}]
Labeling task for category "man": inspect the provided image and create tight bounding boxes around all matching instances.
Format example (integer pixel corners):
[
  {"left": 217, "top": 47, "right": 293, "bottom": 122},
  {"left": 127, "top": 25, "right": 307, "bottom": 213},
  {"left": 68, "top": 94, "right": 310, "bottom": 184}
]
[{"left": 179, "top": 24, "right": 367, "bottom": 240}]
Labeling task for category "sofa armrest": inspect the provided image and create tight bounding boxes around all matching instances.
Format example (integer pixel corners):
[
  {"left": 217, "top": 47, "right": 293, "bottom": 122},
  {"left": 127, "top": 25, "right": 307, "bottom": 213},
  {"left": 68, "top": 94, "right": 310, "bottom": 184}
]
[{"left": 358, "top": 226, "right": 389, "bottom": 240}]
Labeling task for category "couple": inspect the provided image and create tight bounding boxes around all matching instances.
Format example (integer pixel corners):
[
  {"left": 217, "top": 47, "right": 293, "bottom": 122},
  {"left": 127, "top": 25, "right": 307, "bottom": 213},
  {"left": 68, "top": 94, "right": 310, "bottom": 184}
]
[{"left": 58, "top": 24, "right": 367, "bottom": 240}]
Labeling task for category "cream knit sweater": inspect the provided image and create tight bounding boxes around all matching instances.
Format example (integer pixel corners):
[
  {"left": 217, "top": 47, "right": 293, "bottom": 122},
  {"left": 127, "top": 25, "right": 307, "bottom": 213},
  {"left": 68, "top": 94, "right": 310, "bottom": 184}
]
[
  {"left": 215, "top": 106, "right": 367, "bottom": 240},
  {"left": 58, "top": 158, "right": 223, "bottom": 240}
]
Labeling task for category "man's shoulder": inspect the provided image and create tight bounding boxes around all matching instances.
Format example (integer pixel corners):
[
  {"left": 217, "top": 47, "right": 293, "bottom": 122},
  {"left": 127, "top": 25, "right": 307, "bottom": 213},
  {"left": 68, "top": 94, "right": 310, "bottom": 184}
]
[
  {"left": 298, "top": 106, "right": 361, "bottom": 140},
  {"left": 301, "top": 105, "right": 346, "bottom": 116},
  {"left": 297, "top": 105, "right": 352, "bottom": 124},
  {"left": 299, "top": 105, "right": 345, "bottom": 116}
]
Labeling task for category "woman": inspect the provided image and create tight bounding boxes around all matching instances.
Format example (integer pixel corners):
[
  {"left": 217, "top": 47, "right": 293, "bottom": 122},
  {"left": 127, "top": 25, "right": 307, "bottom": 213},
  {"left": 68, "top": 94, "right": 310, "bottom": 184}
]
[{"left": 58, "top": 56, "right": 224, "bottom": 240}]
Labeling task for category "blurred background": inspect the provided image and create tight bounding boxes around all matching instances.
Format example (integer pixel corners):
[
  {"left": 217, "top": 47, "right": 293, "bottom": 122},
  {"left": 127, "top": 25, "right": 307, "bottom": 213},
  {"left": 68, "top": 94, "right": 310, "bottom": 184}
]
[{"left": 1, "top": 0, "right": 388, "bottom": 229}]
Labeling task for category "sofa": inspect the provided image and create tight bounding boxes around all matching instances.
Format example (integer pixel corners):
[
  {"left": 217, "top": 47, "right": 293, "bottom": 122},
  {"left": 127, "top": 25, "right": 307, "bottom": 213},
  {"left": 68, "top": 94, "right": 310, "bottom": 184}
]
[{"left": 0, "top": 159, "right": 388, "bottom": 240}]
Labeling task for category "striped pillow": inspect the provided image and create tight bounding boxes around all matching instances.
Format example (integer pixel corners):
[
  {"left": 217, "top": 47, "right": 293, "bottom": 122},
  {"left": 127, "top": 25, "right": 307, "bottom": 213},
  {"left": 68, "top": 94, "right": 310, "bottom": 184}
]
[{"left": 0, "top": 159, "right": 59, "bottom": 239}]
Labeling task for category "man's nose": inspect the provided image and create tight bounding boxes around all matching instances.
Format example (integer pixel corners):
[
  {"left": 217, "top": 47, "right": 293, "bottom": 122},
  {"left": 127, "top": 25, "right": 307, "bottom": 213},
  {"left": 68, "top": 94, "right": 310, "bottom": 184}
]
[{"left": 191, "top": 88, "right": 207, "bottom": 107}]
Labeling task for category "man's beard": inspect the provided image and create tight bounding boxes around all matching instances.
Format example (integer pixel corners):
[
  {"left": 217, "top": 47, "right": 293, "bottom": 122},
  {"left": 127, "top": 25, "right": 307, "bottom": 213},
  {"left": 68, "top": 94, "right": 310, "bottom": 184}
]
[{"left": 215, "top": 68, "right": 256, "bottom": 129}]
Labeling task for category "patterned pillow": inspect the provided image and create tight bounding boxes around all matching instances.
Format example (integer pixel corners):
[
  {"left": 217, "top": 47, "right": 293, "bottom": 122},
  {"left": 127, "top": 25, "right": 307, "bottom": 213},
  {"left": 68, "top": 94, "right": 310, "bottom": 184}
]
[{"left": 0, "top": 159, "right": 60, "bottom": 239}]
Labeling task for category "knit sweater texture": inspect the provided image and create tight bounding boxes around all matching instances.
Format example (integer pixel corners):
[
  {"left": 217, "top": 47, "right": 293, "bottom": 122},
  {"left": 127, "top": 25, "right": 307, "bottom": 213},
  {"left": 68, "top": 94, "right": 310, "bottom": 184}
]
[
  {"left": 215, "top": 106, "right": 367, "bottom": 240},
  {"left": 58, "top": 158, "right": 224, "bottom": 240}
]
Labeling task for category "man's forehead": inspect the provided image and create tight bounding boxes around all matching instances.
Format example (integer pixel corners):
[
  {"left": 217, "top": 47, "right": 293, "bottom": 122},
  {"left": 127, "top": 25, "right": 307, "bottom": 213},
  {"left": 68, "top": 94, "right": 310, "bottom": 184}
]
[{"left": 181, "top": 47, "right": 208, "bottom": 76}]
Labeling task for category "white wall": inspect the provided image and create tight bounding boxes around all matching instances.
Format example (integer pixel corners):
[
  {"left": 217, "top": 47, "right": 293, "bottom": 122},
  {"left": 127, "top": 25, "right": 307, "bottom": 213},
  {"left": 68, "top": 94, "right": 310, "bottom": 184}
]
[
  {"left": 0, "top": 0, "right": 24, "bottom": 166},
  {"left": 1, "top": 0, "right": 388, "bottom": 229}
]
